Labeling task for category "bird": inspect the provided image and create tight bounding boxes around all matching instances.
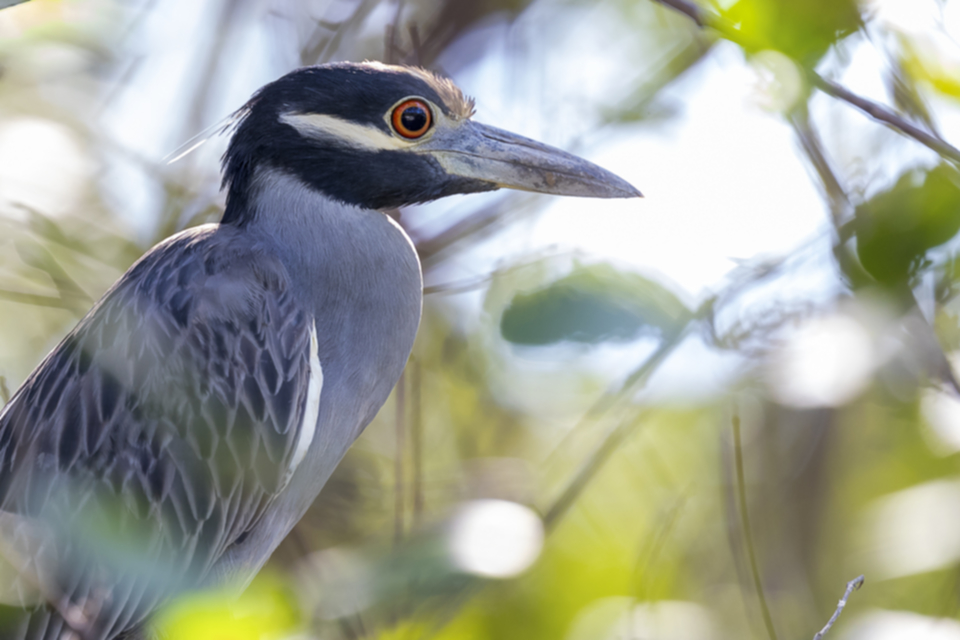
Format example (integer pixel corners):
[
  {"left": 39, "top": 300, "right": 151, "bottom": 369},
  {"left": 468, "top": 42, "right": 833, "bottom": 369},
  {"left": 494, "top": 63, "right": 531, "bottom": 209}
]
[{"left": 0, "top": 61, "right": 640, "bottom": 640}]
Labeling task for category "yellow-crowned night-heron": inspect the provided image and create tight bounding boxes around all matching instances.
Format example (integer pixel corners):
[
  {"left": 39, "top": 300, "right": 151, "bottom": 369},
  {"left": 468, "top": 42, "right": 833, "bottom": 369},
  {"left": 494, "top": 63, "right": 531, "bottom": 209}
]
[{"left": 0, "top": 62, "right": 640, "bottom": 639}]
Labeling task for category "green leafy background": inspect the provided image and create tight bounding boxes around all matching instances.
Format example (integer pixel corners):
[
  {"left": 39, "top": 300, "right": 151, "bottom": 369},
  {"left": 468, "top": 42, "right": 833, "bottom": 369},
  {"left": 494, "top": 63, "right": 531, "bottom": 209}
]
[{"left": 1, "top": 0, "right": 960, "bottom": 639}]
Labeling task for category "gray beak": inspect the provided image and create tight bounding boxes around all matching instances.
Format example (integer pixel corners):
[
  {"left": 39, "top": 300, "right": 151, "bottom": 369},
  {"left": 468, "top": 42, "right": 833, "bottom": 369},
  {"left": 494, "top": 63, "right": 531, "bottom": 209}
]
[{"left": 424, "top": 121, "right": 642, "bottom": 199}]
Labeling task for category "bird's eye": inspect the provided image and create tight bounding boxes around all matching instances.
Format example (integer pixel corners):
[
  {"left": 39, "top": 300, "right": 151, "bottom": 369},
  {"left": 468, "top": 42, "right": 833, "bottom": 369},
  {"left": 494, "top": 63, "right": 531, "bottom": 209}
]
[{"left": 391, "top": 99, "right": 432, "bottom": 139}]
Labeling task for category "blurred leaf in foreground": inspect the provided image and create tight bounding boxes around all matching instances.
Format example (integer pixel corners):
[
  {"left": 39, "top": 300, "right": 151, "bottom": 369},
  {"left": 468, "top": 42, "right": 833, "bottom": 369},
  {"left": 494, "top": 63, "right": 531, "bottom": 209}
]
[
  {"left": 499, "top": 264, "right": 688, "bottom": 346},
  {"left": 726, "top": 0, "right": 861, "bottom": 63},
  {"left": 900, "top": 38, "right": 960, "bottom": 103},
  {"left": 150, "top": 572, "right": 300, "bottom": 640},
  {"left": 856, "top": 164, "right": 960, "bottom": 287}
]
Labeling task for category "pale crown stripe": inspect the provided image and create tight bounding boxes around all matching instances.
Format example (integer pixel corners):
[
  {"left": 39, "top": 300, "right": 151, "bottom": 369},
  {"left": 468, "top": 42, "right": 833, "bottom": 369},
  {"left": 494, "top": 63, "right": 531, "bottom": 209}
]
[{"left": 280, "top": 112, "right": 411, "bottom": 151}]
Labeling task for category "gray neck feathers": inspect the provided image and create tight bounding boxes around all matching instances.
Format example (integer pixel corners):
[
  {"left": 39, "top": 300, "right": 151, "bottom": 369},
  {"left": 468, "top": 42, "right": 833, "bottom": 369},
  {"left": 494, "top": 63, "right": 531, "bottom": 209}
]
[{"left": 213, "top": 168, "right": 422, "bottom": 587}]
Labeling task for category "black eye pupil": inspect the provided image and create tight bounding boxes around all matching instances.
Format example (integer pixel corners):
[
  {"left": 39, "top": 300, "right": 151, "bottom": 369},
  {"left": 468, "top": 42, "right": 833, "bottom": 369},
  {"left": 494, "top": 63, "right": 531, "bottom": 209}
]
[{"left": 401, "top": 106, "right": 427, "bottom": 131}]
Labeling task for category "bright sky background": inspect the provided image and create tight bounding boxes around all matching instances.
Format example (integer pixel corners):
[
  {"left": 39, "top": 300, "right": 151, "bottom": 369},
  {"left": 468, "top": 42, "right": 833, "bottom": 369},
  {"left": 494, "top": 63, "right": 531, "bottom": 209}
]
[{"left": 3, "top": 0, "right": 960, "bottom": 401}]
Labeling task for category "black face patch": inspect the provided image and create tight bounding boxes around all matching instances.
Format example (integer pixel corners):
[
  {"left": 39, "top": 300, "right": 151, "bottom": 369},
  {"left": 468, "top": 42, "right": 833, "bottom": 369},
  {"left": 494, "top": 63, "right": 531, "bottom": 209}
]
[{"left": 221, "top": 62, "right": 491, "bottom": 224}]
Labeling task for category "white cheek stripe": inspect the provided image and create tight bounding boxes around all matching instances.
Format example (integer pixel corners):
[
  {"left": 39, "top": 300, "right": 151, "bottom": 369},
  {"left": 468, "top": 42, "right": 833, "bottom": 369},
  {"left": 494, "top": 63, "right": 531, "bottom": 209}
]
[
  {"left": 290, "top": 322, "right": 322, "bottom": 476},
  {"left": 280, "top": 112, "right": 410, "bottom": 151}
]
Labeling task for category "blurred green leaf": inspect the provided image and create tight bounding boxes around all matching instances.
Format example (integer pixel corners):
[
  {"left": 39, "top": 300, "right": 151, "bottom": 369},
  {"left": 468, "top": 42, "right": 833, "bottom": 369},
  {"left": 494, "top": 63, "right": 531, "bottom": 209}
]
[
  {"left": 726, "top": 0, "right": 861, "bottom": 63},
  {"left": 14, "top": 239, "right": 91, "bottom": 305},
  {"left": 901, "top": 40, "right": 960, "bottom": 103},
  {"left": 150, "top": 572, "right": 300, "bottom": 640},
  {"left": 499, "top": 264, "right": 688, "bottom": 346},
  {"left": 856, "top": 164, "right": 960, "bottom": 286}
]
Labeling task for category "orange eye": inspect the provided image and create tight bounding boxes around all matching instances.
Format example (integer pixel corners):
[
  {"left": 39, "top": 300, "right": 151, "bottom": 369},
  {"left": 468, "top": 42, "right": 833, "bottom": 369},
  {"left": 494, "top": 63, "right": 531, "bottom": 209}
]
[{"left": 391, "top": 99, "right": 432, "bottom": 139}]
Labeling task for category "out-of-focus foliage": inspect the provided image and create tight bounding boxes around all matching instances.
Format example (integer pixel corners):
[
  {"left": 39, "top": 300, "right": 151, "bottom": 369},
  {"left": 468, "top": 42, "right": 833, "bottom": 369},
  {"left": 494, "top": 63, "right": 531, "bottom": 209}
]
[
  {"left": 725, "top": 0, "right": 862, "bottom": 63},
  {"left": 499, "top": 263, "right": 688, "bottom": 345},
  {"left": 856, "top": 164, "right": 960, "bottom": 287},
  {"left": 152, "top": 572, "right": 301, "bottom": 640},
  {"left": 3, "top": 0, "right": 960, "bottom": 639}
]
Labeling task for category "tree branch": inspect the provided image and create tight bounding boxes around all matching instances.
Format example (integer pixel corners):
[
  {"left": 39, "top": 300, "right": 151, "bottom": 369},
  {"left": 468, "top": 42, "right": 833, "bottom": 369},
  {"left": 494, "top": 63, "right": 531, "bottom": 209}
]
[
  {"left": 813, "top": 575, "right": 865, "bottom": 640},
  {"left": 732, "top": 413, "right": 778, "bottom": 640},
  {"left": 651, "top": 0, "right": 960, "bottom": 166}
]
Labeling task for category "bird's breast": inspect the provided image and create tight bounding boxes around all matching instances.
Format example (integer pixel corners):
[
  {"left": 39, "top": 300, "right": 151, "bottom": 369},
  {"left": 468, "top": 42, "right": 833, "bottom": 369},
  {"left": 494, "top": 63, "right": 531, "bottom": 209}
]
[{"left": 241, "top": 168, "right": 422, "bottom": 529}]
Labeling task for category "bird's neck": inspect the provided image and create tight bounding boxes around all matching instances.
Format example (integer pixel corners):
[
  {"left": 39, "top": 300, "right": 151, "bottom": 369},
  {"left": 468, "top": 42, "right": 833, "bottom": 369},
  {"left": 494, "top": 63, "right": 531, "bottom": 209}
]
[
  {"left": 239, "top": 168, "right": 421, "bottom": 309},
  {"left": 239, "top": 167, "right": 422, "bottom": 419},
  {"left": 213, "top": 168, "right": 421, "bottom": 584}
]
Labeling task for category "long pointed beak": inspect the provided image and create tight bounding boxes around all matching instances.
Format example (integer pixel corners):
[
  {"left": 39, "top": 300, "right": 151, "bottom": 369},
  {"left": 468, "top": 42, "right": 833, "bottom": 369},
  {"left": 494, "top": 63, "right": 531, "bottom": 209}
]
[{"left": 424, "top": 122, "right": 642, "bottom": 199}]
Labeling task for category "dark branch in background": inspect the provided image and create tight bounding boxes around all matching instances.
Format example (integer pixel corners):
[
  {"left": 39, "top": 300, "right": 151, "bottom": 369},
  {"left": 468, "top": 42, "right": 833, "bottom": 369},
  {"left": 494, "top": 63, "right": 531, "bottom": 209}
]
[
  {"left": 732, "top": 413, "right": 778, "bottom": 640},
  {"left": 0, "top": 289, "right": 86, "bottom": 316},
  {"left": 651, "top": 0, "right": 960, "bottom": 166},
  {"left": 812, "top": 575, "right": 865, "bottom": 640},
  {"left": 789, "top": 109, "right": 850, "bottom": 229},
  {"left": 809, "top": 74, "right": 960, "bottom": 165},
  {"left": 413, "top": 193, "right": 534, "bottom": 269}
]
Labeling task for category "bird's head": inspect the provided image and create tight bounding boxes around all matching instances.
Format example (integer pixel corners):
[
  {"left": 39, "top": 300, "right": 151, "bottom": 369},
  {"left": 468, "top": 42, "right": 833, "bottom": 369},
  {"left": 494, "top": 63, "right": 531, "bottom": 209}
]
[{"left": 221, "top": 61, "right": 640, "bottom": 224}]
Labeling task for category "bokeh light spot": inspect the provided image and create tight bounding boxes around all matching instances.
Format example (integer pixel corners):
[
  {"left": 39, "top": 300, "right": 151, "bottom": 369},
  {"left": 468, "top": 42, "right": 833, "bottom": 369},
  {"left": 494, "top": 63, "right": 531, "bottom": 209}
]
[
  {"left": 921, "top": 387, "right": 960, "bottom": 454},
  {"left": 768, "top": 314, "right": 875, "bottom": 408},
  {"left": 861, "top": 480, "right": 960, "bottom": 579},
  {"left": 750, "top": 49, "right": 804, "bottom": 112},
  {"left": 843, "top": 610, "right": 960, "bottom": 640},
  {"left": 448, "top": 499, "right": 544, "bottom": 579},
  {"left": 0, "top": 117, "right": 90, "bottom": 219}
]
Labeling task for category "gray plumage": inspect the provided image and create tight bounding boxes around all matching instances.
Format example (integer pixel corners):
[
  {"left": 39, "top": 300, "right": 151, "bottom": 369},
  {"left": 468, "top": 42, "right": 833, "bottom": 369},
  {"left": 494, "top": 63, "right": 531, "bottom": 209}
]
[{"left": 0, "top": 61, "right": 638, "bottom": 639}]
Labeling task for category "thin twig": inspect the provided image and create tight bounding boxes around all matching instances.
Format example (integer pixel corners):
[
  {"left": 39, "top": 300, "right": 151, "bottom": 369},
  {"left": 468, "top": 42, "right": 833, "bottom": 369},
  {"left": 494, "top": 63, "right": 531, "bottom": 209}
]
[
  {"left": 0, "top": 289, "right": 84, "bottom": 315},
  {"left": 631, "top": 496, "right": 687, "bottom": 601},
  {"left": 788, "top": 109, "right": 850, "bottom": 230},
  {"left": 651, "top": 0, "right": 960, "bottom": 166},
  {"left": 732, "top": 413, "right": 779, "bottom": 640},
  {"left": 409, "top": 25, "right": 423, "bottom": 66},
  {"left": 413, "top": 192, "right": 534, "bottom": 269},
  {"left": 543, "top": 411, "right": 649, "bottom": 531},
  {"left": 808, "top": 74, "right": 960, "bottom": 165},
  {"left": 384, "top": 0, "right": 405, "bottom": 63},
  {"left": 812, "top": 575, "right": 865, "bottom": 640},
  {"left": 411, "top": 360, "right": 424, "bottom": 527},
  {"left": 394, "top": 370, "right": 406, "bottom": 546},
  {"left": 540, "top": 319, "right": 692, "bottom": 474}
]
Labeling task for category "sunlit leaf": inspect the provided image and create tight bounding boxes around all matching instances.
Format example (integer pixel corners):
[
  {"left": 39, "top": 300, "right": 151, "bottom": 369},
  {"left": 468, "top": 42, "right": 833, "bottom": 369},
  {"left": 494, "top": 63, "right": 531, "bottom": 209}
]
[
  {"left": 856, "top": 164, "right": 960, "bottom": 286},
  {"left": 499, "top": 264, "right": 688, "bottom": 346},
  {"left": 900, "top": 38, "right": 960, "bottom": 102},
  {"left": 151, "top": 573, "right": 300, "bottom": 640},
  {"left": 726, "top": 0, "right": 862, "bottom": 63}
]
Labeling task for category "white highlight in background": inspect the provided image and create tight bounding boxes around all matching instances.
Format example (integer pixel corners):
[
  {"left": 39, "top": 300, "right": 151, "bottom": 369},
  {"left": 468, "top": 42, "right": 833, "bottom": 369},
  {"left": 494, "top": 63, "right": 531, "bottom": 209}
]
[
  {"left": 0, "top": 117, "right": 90, "bottom": 219},
  {"left": 447, "top": 499, "right": 544, "bottom": 579},
  {"left": 920, "top": 351, "right": 960, "bottom": 455},
  {"left": 861, "top": 480, "right": 960, "bottom": 579},
  {"left": 566, "top": 598, "right": 717, "bottom": 640},
  {"left": 843, "top": 610, "right": 960, "bottom": 640},
  {"left": 768, "top": 314, "right": 875, "bottom": 408},
  {"left": 921, "top": 388, "right": 960, "bottom": 454}
]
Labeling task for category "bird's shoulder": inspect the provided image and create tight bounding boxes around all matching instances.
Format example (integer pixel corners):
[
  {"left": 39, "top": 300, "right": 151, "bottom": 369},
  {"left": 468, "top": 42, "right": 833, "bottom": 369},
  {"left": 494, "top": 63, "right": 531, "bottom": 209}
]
[{"left": 106, "top": 223, "right": 294, "bottom": 326}]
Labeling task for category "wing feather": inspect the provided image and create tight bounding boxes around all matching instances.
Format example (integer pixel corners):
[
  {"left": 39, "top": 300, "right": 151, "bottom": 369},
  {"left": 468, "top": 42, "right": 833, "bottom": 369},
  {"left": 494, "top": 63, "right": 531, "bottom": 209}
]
[{"left": 0, "top": 225, "right": 314, "bottom": 640}]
